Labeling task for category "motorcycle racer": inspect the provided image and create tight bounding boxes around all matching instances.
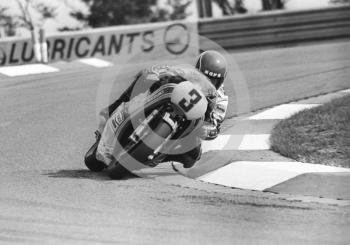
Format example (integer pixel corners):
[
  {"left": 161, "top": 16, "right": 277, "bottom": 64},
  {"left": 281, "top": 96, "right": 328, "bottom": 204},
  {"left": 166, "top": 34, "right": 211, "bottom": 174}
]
[{"left": 85, "top": 50, "right": 228, "bottom": 171}]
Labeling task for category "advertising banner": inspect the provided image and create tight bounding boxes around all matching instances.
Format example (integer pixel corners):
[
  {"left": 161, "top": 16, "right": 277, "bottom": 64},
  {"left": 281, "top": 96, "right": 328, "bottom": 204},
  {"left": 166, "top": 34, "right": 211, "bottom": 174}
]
[{"left": 0, "top": 21, "right": 199, "bottom": 66}]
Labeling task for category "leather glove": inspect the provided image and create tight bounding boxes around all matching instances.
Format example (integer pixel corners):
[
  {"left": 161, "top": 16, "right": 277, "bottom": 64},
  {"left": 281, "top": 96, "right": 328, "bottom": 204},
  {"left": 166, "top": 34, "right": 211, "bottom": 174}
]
[{"left": 201, "top": 121, "right": 219, "bottom": 140}]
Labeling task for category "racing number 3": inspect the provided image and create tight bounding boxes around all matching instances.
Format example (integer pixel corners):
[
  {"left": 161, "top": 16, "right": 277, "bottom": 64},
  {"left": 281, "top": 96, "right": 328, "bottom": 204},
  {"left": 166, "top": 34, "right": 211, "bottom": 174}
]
[{"left": 179, "top": 89, "right": 202, "bottom": 112}]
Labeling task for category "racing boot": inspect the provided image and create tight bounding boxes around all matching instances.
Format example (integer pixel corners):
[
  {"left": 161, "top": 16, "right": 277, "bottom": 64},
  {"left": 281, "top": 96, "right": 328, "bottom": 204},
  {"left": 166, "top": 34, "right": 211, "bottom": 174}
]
[{"left": 164, "top": 145, "right": 202, "bottom": 168}]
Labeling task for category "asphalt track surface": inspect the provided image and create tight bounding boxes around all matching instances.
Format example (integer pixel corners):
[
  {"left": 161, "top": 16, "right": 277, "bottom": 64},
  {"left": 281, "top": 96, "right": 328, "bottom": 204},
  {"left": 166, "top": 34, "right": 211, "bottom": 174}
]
[{"left": 1, "top": 41, "right": 350, "bottom": 244}]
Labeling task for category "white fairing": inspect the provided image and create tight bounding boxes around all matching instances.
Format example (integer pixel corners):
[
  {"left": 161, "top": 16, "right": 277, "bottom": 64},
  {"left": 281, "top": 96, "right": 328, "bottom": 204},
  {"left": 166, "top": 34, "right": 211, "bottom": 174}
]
[{"left": 171, "top": 81, "right": 208, "bottom": 120}]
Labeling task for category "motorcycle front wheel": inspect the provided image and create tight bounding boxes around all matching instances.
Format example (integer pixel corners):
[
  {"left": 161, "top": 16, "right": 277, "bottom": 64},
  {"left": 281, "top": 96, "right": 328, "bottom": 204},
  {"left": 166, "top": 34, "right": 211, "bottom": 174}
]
[{"left": 107, "top": 120, "right": 173, "bottom": 179}]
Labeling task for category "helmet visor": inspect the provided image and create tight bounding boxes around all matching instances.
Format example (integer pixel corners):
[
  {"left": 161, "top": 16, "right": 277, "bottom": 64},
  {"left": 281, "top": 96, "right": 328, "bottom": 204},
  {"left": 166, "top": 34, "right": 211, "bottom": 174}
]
[{"left": 209, "top": 76, "right": 224, "bottom": 89}]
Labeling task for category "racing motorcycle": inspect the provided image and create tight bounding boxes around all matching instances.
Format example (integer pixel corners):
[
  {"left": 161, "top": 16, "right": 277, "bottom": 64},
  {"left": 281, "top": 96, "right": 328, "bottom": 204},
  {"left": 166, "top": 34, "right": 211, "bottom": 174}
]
[{"left": 85, "top": 76, "right": 214, "bottom": 180}]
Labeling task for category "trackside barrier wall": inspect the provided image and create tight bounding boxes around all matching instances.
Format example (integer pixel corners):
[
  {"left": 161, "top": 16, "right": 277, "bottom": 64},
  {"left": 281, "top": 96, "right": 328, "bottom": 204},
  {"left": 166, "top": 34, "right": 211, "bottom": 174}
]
[
  {"left": 198, "top": 6, "right": 350, "bottom": 50},
  {"left": 1, "top": 7, "right": 350, "bottom": 119},
  {"left": 1, "top": 7, "right": 350, "bottom": 66},
  {"left": 0, "top": 21, "right": 198, "bottom": 66}
]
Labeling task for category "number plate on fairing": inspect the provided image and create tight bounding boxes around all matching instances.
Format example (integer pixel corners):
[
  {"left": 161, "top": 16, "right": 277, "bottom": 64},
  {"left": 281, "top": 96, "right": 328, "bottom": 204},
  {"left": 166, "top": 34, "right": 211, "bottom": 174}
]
[{"left": 170, "top": 81, "right": 208, "bottom": 120}]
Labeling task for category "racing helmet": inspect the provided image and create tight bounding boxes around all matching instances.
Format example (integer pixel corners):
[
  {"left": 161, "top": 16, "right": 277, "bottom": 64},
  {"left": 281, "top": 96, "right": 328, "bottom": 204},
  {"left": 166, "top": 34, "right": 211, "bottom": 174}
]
[{"left": 195, "top": 50, "right": 227, "bottom": 89}]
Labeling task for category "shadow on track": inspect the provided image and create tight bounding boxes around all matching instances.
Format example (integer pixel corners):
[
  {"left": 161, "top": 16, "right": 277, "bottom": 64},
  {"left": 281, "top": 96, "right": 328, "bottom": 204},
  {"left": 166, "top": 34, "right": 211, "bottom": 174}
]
[
  {"left": 43, "top": 167, "right": 179, "bottom": 181},
  {"left": 43, "top": 169, "right": 138, "bottom": 181}
]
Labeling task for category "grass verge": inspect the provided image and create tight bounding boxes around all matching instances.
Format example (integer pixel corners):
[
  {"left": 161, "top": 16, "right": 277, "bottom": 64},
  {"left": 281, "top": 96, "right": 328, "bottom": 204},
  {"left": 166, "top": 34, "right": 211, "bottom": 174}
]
[{"left": 270, "top": 95, "right": 350, "bottom": 168}]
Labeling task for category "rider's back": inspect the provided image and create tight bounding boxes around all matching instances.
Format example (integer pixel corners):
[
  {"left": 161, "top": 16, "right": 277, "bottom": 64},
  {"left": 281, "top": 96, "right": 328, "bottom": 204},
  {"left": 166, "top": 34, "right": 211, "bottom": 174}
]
[{"left": 136, "top": 64, "right": 217, "bottom": 98}]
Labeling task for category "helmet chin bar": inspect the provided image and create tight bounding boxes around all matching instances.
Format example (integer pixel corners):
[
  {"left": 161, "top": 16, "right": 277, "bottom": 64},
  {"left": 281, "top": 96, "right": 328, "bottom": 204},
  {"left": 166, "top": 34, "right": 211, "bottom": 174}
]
[{"left": 208, "top": 76, "right": 223, "bottom": 89}]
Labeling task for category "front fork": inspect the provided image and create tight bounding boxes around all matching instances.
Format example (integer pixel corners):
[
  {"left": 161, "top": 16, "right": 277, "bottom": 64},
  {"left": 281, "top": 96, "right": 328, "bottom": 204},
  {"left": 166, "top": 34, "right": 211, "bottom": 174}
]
[
  {"left": 116, "top": 104, "right": 180, "bottom": 163},
  {"left": 147, "top": 112, "right": 179, "bottom": 161}
]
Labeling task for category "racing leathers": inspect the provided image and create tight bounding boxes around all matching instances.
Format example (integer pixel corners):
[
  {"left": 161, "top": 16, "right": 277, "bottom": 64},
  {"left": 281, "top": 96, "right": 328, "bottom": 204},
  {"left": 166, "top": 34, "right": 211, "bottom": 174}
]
[{"left": 96, "top": 64, "right": 228, "bottom": 168}]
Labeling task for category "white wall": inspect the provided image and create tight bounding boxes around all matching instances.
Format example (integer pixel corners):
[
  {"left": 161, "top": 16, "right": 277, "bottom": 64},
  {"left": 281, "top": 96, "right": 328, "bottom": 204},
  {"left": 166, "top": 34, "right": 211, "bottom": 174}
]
[
  {"left": 0, "top": 0, "right": 336, "bottom": 36},
  {"left": 211, "top": 0, "right": 332, "bottom": 17},
  {"left": 285, "top": 0, "right": 331, "bottom": 10}
]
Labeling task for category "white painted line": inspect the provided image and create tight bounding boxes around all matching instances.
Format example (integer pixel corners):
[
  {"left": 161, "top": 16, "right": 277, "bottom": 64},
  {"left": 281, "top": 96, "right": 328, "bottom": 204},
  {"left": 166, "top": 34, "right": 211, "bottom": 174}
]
[
  {"left": 238, "top": 134, "right": 270, "bottom": 150},
  {"left": 249, "top": 104, "right": 320, "bottom": 120},
  {"left": 202, "top": 134, "right": 270, "bottom": 152},
  {"left": 340, "top": 88, "right": 350, "bottom": 93},
  {"left": 198, "top": 161, "right": 350, "bottom": 191},
  {"left": 202, "top": 135, "right": 232, "bottom": 152},
  {"left": 0, "top": 64, "right": 59, "bottom": 77},
  {"left": 79, "top": 58, "right": 113, "bottom": 68}
]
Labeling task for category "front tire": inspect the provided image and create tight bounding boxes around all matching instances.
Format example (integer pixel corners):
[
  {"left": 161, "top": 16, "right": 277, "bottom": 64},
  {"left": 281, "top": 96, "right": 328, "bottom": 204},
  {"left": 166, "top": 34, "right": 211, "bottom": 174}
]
[
  {"left": 130, "top": 121, "right": 173, "bottom": 163},
  {"left": 107, "top": 161, "right": 130, "bottom": 179},
  {"left": 84, "top": 140, "right": 107, "bottom": 172},
  {"left": 107, "top": 120, "right": 173, "bottom": 179}
]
